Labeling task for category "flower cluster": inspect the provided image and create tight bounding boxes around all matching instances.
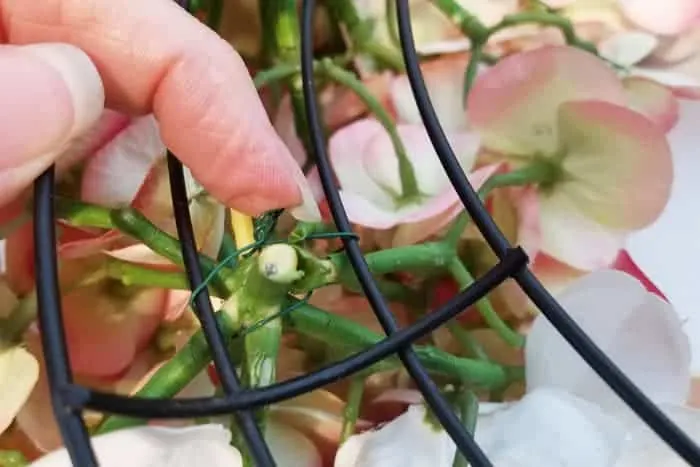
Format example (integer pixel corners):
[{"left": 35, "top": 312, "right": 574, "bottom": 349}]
[{"left": 0, "top": 1, "right": 698, "bottom": 466}]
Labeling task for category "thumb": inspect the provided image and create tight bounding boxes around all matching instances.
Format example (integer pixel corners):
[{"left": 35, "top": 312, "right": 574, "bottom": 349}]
[{"left": 0, "top": 43, "right": 104, "bottom": 206}]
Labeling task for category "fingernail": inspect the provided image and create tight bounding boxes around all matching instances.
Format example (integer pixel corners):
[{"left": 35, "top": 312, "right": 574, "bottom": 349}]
[
  {"left": 22, "top": 43, "right": 105, "bottom": 139},
  {"left": 0, "top": 44, "right": 104, "bottom": 205}
]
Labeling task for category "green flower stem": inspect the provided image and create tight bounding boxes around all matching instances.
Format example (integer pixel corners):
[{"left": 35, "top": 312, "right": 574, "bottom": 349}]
[
  {"left": 487, "top": 12, "right": 597, "bottom": 53},
  {"left": 331, "top": 241, "right": 455, "bottom": 277},
  {"left": 265, "top": 1, "right": 316, "bottom": 162},
  {"left": 0, "top": 451, "right": 28, "bottom": 467},
  {"left": 324, "top": 0, "right": 405, "bottom": 71},
  {"left": 104, "top": 259, "right": 192, "bottom": 292},
  {"left": 446, "top": 322, "right": 490, "bottom": 361},
  {"left": 462, "top": 42, "right": 483, "bottom": 102},
  {"left": 284, "top": 299, "right": 518, "bottom": 388},
  {"left": 205, "top": 0, "right": 223, "bottom": 31},
  {"left": 95, "top": 311, "right": 239, "bottom": 434},
  {"left": 317, "top": 58, "right": 420, "bottom": 201},
  {"left": 429, "top": 0, "right": 490, "bottom": 42},
  {"left": 444, "top": 160, "right": 559, "bottom": 247},
  {"left": 54, "top": 196, "right": 114, "bottom": 230},
  {"left": 253, "top": 63, "right": 301, "bottom": 90},
  {"left": 447, "top": 258, "right": 524, "bottom": 348},
  {"left": 340, "top": 377, "right": 365, "bottom": 443},
  {"left": 109, "top": 207, "right": 234, "bottom": 296},
  {"left": 452, "top": 390, "right": 479, "bottom": 467}
]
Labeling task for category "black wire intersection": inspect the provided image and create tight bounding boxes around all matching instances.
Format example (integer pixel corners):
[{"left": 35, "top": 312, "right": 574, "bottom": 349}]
[{"left": 28, "top": 0, "right": 700, "bottom": 466}]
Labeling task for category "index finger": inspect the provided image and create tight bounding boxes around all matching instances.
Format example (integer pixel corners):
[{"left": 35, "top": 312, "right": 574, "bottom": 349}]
[{"left": 1, "top": 0, "right": 301, "bottom": 214}]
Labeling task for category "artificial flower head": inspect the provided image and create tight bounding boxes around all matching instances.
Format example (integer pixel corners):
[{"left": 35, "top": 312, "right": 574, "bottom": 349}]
[
  {"left": 29, "top": 425, "right": 243, "bottom": 467},
  {"left": 468, "top": 45, "right": 673, "bottom": 270},
  {"left": 321, "top": 118, "right": 483, "bottom": 230}
]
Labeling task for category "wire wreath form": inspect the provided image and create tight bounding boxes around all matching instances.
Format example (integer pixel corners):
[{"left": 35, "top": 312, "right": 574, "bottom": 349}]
[{"left": 28, "top": 0, "right": 700, "bottom": 466}]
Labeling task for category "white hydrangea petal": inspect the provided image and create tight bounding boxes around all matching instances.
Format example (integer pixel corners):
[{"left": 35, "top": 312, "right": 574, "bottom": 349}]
[
  {"left": 334, "top": 405, "right": 456, "bottom": 467},
  {"left": 29, "top": 425, "right": 241, "bottom": 467},
  {"left": 526, "top": 270, "right": 691, "bottom": 410},
  {"left": 476, "top": 388, "right": 626, "bottom": 467},
  {"left": 616, "top": 404, "right": 700, "bottom": 466}
]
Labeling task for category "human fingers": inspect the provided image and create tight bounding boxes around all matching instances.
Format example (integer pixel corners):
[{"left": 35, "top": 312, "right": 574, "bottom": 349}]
[
  {"left": 1, "top": 0, "right": 302, "bottom": 215},
  {"left": 0, "top": 43, "right": 104, "bottom": 207}
]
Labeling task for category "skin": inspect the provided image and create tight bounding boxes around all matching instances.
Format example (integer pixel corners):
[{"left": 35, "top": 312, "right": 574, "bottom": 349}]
[{"left": 0, "top": 0, "right": 302, "bottom": 215}]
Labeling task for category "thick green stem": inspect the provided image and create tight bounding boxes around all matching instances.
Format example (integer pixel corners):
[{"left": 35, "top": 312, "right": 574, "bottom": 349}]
[
  {"left": 104, "top": 259, "right": 191, "bottom": 291},
  {"left": 447, "top": 259, "right": 524, "bottom": 348},
  {"left": 267, "top": 0, "right": 317, "bottom": 163},
  {"left": 317, "top": 58, "right": 420, "bottom": 201},
  {"left": 331, "top": 242, "right": 454, "bottom": 279},
  {"left": 340, "top": 377, "right": 365, "bottom": 443},
  {"left": 95, "top": 311, "right": 239, "bottom": 434},
  {"left": 284, "top": 299, "right": 517, "bottom": 388},
  {"left": 324, "top": 0, "right": 405, "bottom": 71},
  {"left": 444, "top": 161, "right": 559, "bottom": 247},
  {"left": 462, "top": 42, "right": 483, "bottom": 103}
]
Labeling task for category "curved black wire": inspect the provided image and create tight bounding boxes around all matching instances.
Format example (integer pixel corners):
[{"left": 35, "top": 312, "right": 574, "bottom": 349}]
[
  {"left": 33, "top": 167, "right": 98, "bottom": 467},
  {"left": 394, "top": 0, "right": 700, "bottom": 463},
  {"left": 67, "top": 246, "right": 525, "bottom": 417},
  {"left": 298, "top": 1, "right": 494, "bottom": 466},
  {"left": 166, "top": 154, "right": 275, "bottom": 466},
  {"left": 28, "top": 0, "right": 700, "bottom": 465}
]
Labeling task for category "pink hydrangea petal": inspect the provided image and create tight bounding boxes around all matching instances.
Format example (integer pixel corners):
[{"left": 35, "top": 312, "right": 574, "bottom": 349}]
[
  {"left": 81, "top": 115, "right": 166, "bottom": 208},
  {"left": 324, "top": 73, "right": 394, "bottom": 131},
  {"left": 612, "top": 250, "right": 666, "bottom": 299},
  {"left": 105, "top": 244, "right": 179, "bottom": 269},
  {"left": 329, "top": 119, "right": 395, "bottom": 208},
  {"left": 512, "top": 185, "right": 541, "bottom": 259},
  {"left": 339, "top": 191, "right": 403, "bottom": 229},
  {"left": 538, "top": 191, "right": 627, "bottom": 270},
  {"left": 61, "top": 286, "right": 167, "bottom": 377},
  {"left": 390, "top": 54, "right": 472, "bottom": 131},
  {"left": 391, "top": 163, "right": 503, "bottom": 246},
  {"left": 558, "top": 100, "right": 673, "bottom": 230},
  {"left": 631, "top": 68, "right": 700, "bottom": 98},
  {"left": 132, "top": 162, "right": 226, "bottom": 259},
  {"left": 623, "top": 77, "right": 680, "bottom": 132},
  {"left": 618, "top": 0, "right": 700, "bottom": 35},
  {"left": 527, "top": 269, "right": 691, "bottom": 411},
  {"left": 363, "top": 124, "right": 480, "bottom": 197},
  {"left": 468, "top": 46, "right": 627, "bottom": 156},
  {"left": 651, "top": 27, "right": 700, "bottom": 63}
]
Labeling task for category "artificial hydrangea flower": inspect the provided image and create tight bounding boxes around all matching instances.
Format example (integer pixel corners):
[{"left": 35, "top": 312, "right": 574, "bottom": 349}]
[
  {"left": 338, "top": 269, "right": 698, "bottom": 466},
  {"left": 467, "top": 45, "right": 673, "bottom": 270}
]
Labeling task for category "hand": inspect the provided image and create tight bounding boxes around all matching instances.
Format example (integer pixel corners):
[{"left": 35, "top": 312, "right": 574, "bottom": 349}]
[{"left": 0, "top": 0, "right": 302, "bottom": 214}]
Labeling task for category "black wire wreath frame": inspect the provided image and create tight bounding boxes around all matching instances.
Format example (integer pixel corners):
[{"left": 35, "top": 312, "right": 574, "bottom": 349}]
[{"left": 28, "top": 0, "right": 700, "bottom": 466}]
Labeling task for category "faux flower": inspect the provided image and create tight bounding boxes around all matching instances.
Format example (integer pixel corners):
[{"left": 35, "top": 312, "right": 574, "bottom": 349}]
[
  {"left": 29, "top": 424, "right": 244, "bottom": 467},
  {"left": 320, "top": 117, "right": 498, "bottom": 235},
  {"left": 338, "top": 269, "right": 696, "bottom": 466},
  {"left": 544, "top": 0, "right": 700, "bottom": 36},
  {"left": 348, "top": 0, "right": 517, "bottom": 72},
  {"left": 467, "top": 45, "right": 673, "bottom": 270}
]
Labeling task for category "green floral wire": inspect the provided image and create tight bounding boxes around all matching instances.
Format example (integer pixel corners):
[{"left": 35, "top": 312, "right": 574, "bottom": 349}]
[
  {"left": 188, "top": 221, "right": 359, "bottom": 306},
  {"left": 233, "top": 291, "right": 314, "bottom": 340}
]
